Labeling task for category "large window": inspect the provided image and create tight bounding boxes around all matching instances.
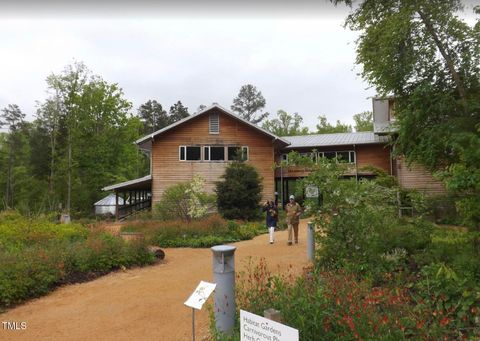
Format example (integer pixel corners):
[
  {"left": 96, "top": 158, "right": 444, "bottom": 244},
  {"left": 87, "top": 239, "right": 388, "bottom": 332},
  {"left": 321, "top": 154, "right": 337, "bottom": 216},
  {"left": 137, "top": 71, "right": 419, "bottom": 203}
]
[
  {"left": 179, "top": 146, "right": 201, "bottom": 161},
  {"left": 181, "top": 145, "right": 249, "bottom": 162},
  {"left": 210, "top": 146, "right": 225, "bottom": 161},
  {"left": 318, "top": 151, "right": 355, "bottom": 163},
  {"left": 228, "top": 146, "right": 248, "bottom": 161}
]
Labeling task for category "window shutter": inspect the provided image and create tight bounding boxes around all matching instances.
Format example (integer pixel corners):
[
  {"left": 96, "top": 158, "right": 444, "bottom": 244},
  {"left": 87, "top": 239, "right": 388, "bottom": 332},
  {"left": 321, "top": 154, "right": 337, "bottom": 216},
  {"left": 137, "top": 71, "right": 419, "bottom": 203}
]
[{"left": 209, "top": 113, "right": 219, "bottom": 134}]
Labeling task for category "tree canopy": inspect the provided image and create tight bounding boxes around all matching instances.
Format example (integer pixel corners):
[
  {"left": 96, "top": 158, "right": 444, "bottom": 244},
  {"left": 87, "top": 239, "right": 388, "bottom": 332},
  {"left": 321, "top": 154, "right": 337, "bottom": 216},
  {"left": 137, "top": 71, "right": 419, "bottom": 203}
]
[
  {"left": 231, "top": 84, "right": 269, "bottom": 124},
  {"left": 316, "top": 115, "right": 352, "bottom": 134},
  {"left": 0, "top": 62, "right": 148, "bottom": 216},
  {"left": 262, "top": 110, "right": 309, "bottom": 136},
  {"left": 353, "top": 111, "right": 373, "bottom": 132},
  {"left": 334, "top": 0, "right": 480, "bottom": 230},
  {"left": 169, "top": 101, "right": 189, "bottom": 123}
]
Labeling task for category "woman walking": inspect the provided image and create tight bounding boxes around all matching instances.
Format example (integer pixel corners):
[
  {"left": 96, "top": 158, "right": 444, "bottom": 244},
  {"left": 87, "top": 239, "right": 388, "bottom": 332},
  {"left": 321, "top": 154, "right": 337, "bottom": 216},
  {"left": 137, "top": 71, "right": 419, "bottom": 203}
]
[{"left": 263, "top": 200, "right": 278, "bottom": 244}]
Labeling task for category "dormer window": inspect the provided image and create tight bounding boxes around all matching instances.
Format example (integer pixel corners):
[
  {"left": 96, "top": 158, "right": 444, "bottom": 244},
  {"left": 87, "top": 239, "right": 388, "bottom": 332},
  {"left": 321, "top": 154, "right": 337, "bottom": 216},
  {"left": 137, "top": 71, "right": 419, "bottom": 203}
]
[{"left": 209, "top": 113, "right": 219, "bottom": 134}]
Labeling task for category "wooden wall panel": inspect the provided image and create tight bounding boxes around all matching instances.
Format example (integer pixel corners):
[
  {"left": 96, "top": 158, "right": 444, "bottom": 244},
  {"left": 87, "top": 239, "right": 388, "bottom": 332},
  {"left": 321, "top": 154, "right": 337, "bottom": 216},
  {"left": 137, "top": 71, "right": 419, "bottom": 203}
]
[
  {"left": 396, "top": 157, "right": 445, "bottom": 195},
  {"left": 356, "top": 144, "right": 391, "bottom": 173},
  {"left": 151, "top": 110, "right": 276, "bottom": 204}
]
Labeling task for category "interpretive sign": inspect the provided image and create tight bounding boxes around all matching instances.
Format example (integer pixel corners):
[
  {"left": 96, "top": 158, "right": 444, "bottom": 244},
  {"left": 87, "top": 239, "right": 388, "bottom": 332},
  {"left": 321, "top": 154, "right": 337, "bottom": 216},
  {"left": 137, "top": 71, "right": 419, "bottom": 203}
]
[
  {"left": 184, "top": 281, "right": 216, "bottom": 310},
  {"left": 240, "top": 310, "right": 299, "bottom": 341},
  {"left": 305, "top": 185, "right": 319, "bottom": 198}
]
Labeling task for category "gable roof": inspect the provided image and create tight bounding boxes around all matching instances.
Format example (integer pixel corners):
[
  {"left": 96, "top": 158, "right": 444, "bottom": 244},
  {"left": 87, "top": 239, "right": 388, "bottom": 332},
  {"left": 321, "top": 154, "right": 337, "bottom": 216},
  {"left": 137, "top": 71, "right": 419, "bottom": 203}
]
[
  {"left": 135, "top": 104, "right": 290, "bottom": 150},
  {"left": 281, "top": 132, "right": 390, "bottom": 149}
]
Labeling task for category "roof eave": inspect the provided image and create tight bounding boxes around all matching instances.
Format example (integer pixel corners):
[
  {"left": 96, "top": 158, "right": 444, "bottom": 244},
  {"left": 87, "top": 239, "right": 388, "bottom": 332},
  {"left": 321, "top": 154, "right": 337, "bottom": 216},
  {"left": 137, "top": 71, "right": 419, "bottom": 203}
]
[{"left": 134, "top": 104, "right": 289, "bottom": 148}]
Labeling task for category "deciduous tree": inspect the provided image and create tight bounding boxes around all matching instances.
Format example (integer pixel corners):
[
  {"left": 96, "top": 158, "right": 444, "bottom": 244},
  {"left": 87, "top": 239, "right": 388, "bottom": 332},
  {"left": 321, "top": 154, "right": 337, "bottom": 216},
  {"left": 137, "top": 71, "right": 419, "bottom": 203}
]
[
  {"left": 316, "top": 115, "right": 352, "bottom": 134},
  {"left": 0, "top": 104, "right": 26, "bottom": 208},
  {"left": 332, "top": 0, "right": 480, "bottom": 237},
  {"left": 353, "top": 111, "right": 373, "bottom": 132},
  {"left": 262, "top": 110, "right": 309, "bottom": 136}
]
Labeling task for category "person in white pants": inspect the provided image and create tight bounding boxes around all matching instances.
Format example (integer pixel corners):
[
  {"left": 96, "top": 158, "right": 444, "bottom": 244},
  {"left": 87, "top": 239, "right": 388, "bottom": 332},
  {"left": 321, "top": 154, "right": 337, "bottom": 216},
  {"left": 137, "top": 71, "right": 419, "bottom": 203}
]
[{"left": 262, "top": 200, "right": 278, "bottom": 244}]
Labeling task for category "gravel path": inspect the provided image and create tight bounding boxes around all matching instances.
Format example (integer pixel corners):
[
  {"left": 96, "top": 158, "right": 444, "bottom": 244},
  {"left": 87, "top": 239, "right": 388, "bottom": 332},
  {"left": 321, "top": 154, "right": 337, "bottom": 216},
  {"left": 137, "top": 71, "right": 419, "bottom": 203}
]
[{"left": 1, "top": 219, "right": 310, "bottom": 341}]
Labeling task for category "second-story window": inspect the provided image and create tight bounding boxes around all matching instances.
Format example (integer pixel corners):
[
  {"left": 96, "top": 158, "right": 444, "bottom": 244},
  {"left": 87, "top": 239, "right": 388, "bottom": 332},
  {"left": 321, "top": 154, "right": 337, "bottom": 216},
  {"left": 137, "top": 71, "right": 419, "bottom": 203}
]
[
  {"left": 210, "top": 146, "right": 225, "bottom": 161},
  {"left": 228, "top": 146, "right": 249, "bottom": 161},
  {"left": 179, "top": 146, "right": 201, "bottom": 161}
]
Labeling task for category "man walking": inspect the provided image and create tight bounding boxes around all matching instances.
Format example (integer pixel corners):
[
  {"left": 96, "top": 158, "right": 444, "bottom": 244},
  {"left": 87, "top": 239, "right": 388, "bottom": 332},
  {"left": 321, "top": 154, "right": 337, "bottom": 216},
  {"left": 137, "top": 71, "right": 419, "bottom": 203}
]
[{"left": 285, "top": 194, "right": 302, "bottom": 245}]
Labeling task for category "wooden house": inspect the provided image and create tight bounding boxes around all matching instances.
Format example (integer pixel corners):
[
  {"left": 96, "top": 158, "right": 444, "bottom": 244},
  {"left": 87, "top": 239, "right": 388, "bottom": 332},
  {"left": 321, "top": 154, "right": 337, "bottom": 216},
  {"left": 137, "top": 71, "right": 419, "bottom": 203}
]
[{"left": 103, "top": 102, "right": 443, "bottom": 218}]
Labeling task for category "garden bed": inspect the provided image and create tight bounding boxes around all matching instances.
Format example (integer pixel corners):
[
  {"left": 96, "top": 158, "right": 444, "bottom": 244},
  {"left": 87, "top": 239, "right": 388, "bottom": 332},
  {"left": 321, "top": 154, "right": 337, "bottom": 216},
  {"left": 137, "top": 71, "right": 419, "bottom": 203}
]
[
  {"left": 0, "top": 211, "right": 155, "bottom": 311},
  {"left": 121, "top": 214, "right": 265, "bottom": 248}
]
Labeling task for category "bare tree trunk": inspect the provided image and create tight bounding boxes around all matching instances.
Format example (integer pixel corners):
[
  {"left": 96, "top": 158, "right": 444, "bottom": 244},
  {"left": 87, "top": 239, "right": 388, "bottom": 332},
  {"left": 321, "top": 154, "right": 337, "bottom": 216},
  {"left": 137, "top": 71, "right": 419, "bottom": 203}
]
[
  {"left": 49, "top": 93, "right": 59, "bottom": 211},
  {"left": 417, "top": 9, "right": 467, "bottom": 104}
]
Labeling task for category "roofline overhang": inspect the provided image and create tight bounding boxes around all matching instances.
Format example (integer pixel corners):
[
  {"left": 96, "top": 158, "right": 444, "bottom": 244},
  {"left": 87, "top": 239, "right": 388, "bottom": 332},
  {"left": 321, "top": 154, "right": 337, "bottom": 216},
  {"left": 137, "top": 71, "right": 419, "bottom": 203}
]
[
  {"left": 281, "top": 140, "right": 389, "bottom": 150},
  {"left": 102, "top": 175, "right": 152, "bottom": 192}
]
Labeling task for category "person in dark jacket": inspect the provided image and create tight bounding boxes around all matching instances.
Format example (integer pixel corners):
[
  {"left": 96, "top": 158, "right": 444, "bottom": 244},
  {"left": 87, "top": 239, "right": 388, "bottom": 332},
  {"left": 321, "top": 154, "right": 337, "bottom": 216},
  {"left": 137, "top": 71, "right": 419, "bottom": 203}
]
[{"left": 262, "top": 200, "right": 278, "bottom": 244}]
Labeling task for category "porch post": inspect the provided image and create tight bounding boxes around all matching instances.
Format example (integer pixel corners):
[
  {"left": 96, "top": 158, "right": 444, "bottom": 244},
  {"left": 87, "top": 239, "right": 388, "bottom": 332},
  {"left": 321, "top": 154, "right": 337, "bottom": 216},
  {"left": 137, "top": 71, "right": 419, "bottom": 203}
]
[{"left": 115, "top": 190, "right": 119, "bottom": 221}]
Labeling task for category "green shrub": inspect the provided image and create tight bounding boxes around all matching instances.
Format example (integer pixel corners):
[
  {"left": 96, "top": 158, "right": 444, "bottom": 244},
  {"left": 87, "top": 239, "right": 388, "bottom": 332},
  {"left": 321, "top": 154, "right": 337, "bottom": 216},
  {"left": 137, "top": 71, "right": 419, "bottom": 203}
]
[
  {"left": 229, "top": 156, "right": 480, "bottom": 339},
  {"left": 0, "top": 213, "right": 155, "bottom": 310},
  {"left": 0, "top": 210, "right": 88, "bottom": 249},
  {"left": 122, "top": 214, "right": 264, "bottom": 248},
  {"left": 215, "top": 162, "right": 263, "bottom": 220}
]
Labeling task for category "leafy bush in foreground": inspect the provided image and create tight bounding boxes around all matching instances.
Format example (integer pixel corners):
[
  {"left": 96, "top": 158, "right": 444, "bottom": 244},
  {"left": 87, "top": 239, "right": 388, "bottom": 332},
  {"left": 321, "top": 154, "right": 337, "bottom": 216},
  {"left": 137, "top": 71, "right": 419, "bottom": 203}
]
[
  {"left": 0, "top": 211, "right": 155, "bottom": 310},
  {"left": 230, "top": 260, "right": 480, "bottom": 341},
  {"left": 217, "top": 159, "right": 480, "bottom": 339}
]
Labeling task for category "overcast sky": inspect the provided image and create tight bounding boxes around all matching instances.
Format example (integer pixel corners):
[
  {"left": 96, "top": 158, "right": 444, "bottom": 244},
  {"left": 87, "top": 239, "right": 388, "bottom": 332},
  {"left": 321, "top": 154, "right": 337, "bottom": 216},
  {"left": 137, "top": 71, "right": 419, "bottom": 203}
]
[{"left": 0, "top": 1, "right": 476, "bottom": 132}]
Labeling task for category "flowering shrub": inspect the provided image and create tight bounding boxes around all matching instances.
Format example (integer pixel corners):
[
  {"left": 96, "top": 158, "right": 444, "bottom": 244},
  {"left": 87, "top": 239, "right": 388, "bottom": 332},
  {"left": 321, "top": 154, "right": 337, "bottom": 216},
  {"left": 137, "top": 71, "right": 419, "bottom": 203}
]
[
  {"left": 231, "top": 260, "right": 480, "bottom": 340},
  {"left": 154, "top": 175, "right": 215, "bottom": 221}
]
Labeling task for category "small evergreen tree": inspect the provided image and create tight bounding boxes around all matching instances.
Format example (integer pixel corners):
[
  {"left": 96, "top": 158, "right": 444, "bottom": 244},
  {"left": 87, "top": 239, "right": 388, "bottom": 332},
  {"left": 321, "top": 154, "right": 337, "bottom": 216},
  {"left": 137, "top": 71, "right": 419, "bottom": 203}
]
[{"left": 215, "top": 162, "right": 263, "bottom": 220}]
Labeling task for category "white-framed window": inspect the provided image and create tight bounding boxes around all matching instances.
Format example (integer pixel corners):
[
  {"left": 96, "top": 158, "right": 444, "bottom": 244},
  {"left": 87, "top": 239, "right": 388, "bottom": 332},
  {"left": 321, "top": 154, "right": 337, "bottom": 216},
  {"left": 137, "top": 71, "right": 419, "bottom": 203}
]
[
  {"left": 210, "top": 146, "right": 225, "bottom": 161},
  {"left": 227, "top": 146, "right": 249, "bottom": 161},
  {"left": 317, "top": 150, "right": 356, "bottom": 163},
  {"left": 242, "top": 146, "right": 249, "bottom": 161},
  {"left": 281, "top": 154, "right": 288, "bottom": 163},
  {"left": 179, "top": 146, "right": 201, "bottom": 161},
  {"left": 182, "top": 145, "right": 249, "bottom": 162},
  {"left": 209, "top": 113, "right": 220, "bottom": 134},
  {"left": 204, "top": 146, "right": 210, "bottom": 161}
]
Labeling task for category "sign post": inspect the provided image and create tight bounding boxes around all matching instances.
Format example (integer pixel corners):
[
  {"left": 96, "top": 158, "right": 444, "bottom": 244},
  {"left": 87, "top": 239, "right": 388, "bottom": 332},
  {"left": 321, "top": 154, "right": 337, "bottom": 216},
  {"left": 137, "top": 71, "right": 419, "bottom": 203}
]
[
  {"left": 184, "top": 281, "right": 216, "bottom": 341},
  {"left": 307, "top": 221, "right": 315, "bottom": 262}
]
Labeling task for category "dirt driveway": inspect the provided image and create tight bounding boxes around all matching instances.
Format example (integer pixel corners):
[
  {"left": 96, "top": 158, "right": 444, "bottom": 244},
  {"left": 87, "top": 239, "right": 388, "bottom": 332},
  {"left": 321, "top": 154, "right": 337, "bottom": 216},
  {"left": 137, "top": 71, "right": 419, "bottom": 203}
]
[{"left": 1, "top": 220, "right": 311, "bottom": 341}]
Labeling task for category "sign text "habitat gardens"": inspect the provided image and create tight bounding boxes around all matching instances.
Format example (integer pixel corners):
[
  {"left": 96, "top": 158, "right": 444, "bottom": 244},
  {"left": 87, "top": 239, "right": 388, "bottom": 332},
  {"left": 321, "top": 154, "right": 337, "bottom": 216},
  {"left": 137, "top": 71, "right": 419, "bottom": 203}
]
[{"left": 240, "top": 310, "right": 298, "bottom": 341}]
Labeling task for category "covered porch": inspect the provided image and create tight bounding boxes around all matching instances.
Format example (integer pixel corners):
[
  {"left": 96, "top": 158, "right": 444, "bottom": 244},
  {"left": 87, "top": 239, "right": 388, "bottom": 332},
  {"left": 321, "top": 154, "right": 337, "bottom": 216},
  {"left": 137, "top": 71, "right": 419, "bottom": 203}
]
[{"left": 102, "top": 175, "right": 152, "bottom": 220}]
